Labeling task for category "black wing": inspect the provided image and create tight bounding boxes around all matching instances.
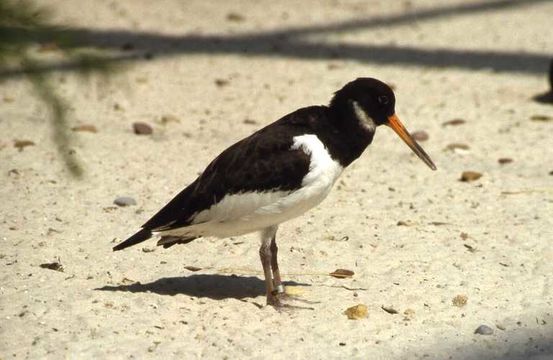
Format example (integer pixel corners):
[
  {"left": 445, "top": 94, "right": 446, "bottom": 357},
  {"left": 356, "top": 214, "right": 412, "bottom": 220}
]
[{"left": 141, "top": 106, "right": 328, "bottom": 232}]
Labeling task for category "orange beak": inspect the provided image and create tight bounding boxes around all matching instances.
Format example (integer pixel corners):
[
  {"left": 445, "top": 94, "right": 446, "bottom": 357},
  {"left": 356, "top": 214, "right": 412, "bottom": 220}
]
[{"left": 386, "top": 114, "right": 437, "bottom": 170}]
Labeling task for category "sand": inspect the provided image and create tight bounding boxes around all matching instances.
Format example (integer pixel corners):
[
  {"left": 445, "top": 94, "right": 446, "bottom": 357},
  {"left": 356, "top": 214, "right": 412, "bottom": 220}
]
[{"left": 1, "top": 0, "right": 552, "bottom": 359}]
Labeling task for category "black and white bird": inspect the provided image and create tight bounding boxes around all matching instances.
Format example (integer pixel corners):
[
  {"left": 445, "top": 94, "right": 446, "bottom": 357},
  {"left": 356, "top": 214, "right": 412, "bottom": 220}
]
[{"left": 113, "top": 78, "right": 436, "bottom": 308}]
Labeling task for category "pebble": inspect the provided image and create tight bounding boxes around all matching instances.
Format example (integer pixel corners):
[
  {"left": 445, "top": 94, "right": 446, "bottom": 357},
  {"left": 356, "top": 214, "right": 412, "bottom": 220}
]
[
  {"left": 40, "top": 262, "right": 64, "bottom": 272},
  {"left": 184, "top": 266, "right": 202, "bottom": 272},
  {"left": 411, "top": 130, "right": 429, "bottom": 141},
  {"left": 133, "top": 122, "right": 153, "bottom": 135},
  {"left": 226, "top": 12, "right": 245, "bottom": 22},
  {"left": 460, "top": 171, "right": 482, "bottom": 182},
  {"left": 381, "top": 305, "right": 398, "bottom": 314},
  {"left": 397, "top": 220, "right": 415, "bottom": 226},
  {"left": 498, "top": 158, "right": 513, "bottom": 164},
  {"left": 442, "top": 119, "right": 466, "bottom": 126},
  {"left": 452, "top": 294, "right": 468, "bottom": 307},
  {"left": 445, "top": 143, "right": 470, "bottom": 153},
  {"left": 114, "top": 196, "right": 137, "bottom": 207},
  {"left": 214, "top": 79, "right": 229, "bottom": 87},
  {"left": 329, "top": 269, "right": 354, "bottom": 279},
  {"left": 14, "top": 140, "right": 35, "bottom": 151},
  {"left": 530, "top": 114, "right": 552, "bottom": 122},
  {"left": 344, "top": 304, "right": 368, "bottom": 320},
  {"left": 474, "top": 324, "right": 494, "bottom": 335},
  {"left": 72, "top": 124, "right": 97, "bottom": 133}
]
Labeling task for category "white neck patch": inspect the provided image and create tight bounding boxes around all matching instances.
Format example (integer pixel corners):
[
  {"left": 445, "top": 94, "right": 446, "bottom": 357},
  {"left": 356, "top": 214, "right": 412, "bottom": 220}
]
[{"left": 352, "top": 101, "right": 376, "bottom": 132}]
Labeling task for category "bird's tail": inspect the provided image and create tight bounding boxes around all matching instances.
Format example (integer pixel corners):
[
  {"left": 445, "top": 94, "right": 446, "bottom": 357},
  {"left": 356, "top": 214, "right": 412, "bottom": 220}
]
[{"left": 113, "top": 228, "right": 152, "bottom": 251}]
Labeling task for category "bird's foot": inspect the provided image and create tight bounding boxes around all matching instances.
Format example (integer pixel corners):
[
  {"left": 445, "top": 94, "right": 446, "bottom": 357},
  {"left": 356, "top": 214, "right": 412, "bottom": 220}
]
[{"left": 266, "top": 289, "right": 318, "bottom": 311}]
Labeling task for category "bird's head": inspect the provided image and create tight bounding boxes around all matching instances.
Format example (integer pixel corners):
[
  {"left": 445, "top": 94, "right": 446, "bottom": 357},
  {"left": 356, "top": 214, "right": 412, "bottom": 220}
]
[{"left": 330, "top": 77, "right": 436, "bottom": 170}]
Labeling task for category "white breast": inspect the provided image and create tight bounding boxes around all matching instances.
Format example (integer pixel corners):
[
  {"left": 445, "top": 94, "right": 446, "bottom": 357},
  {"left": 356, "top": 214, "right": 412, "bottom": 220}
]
[{"left": 158, "top": 134, "right": 344, "bottom": 238}]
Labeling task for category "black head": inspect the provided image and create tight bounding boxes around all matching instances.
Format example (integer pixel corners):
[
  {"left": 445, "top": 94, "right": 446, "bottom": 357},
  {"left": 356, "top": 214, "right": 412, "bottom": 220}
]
[
  {"left": 330, "top": 78, "right": 396, "bottom": 126},
  {"left": 330, "top": 78, "right": 437, "bottom": 170}
]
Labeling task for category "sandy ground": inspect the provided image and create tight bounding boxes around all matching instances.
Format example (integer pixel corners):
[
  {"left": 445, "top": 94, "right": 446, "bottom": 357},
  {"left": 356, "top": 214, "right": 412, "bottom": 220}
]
[{"left": 1, "top": 0, "right": 552, "bottom": 359}]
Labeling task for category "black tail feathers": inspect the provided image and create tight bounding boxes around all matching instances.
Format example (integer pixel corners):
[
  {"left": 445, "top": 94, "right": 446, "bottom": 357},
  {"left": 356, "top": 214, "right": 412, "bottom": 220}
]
[{"left": 113, "top": 228, "right": 152, "bottom": 251}]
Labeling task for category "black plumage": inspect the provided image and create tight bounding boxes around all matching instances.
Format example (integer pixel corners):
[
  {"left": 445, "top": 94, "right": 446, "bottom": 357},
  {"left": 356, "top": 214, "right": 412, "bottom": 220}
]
[{"left": 113, "top": 78, "right": 436, "bottom": 307}]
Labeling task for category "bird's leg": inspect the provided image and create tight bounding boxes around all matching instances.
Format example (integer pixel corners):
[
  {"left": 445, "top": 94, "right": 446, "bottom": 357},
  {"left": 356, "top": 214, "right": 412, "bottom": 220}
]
[
  {"left": 270, "top": 234, "right": 284, "bottom": 294},
  {"left": 260, "top": 226, "right": 315, "bottom": 310},
  {"left": 259, "top": 235, "right": 279, "bottom": 306}
]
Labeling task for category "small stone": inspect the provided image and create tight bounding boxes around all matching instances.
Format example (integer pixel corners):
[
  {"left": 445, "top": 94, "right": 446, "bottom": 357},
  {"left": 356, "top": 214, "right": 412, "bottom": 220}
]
[
  {"left": 114, "top": 197, "right": 137, "bottom": 207},
  {"left": 344, "top": 304, "right": 368, "bottom": 320},
  {"left": 397, "top": 220, "right": 415, "bottom": 226},
  {"left": 498, "top": 158, "right": 513, "bottom": 164},
  {"left": 411, "top": 130, "right": 429, "bottom": 141},
  {"left": 530, "top": 114, "right": 552, "bottom": 122},
  {"left": 14, "top": 140, "right": 35, "bottom": 151},
  {"left": 442, "top": 119, "right": 466, "bottom": 127},
  {"left": 452, "top": 294, "right": 468, "bottom": 307},
  {"left": 40, "top": 262, "right": 64, "bottom": 272},
  {"left": 474, "top": 324, "right": 494, "bottom": 335},
  {"left": 226, "top": 12, "right": 245, "bottom": 22},
  {"left": 133, "top": 122, "right": 153, "bottom": 135},
  {"left": 381, "top": 305, "right": 398, "bottom": 314},
  {"left": 243, "top": 119, "right": 258, "bottom": 125},
  {"left": 445, "top": 143, "right": 470, "bottom": 153},
  {"left": 184, "top": 266, "right": 202, "bottom": 272},
  {"left": 214, "top": 79, "right": 229, "bottom": 87},
  {"left": 460, "top": 171, "right": 482, "bottom": 182},
  {"left": 329, "top": 269, "right": 354, "bottom": 279},
  {"left": 463, "top": 244, "right": 477, "bottom": 253},
  {"left": 72, "top": 124, "right": 97, "bottom": 133}
]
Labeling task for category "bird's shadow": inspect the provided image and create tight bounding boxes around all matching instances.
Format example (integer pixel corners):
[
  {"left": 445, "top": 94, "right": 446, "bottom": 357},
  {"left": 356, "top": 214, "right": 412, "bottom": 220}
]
[{"left": 96, "top": 274, "right": 309, "bottom": 300}]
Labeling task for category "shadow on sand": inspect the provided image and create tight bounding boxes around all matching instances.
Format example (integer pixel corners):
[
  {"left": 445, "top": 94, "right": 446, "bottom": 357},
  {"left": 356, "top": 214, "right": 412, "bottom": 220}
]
[
  {"left": 96, "top": 273, "right": 309, "bottom": 300},
  {"left": 1, "top": 0, "right": 550, "bottom": 79}
]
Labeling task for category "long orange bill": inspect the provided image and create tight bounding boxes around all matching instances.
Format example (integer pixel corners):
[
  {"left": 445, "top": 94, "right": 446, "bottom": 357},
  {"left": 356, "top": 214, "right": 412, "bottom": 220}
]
[{"left": 387, "top": 114, "right": 437, "bottom": 170}]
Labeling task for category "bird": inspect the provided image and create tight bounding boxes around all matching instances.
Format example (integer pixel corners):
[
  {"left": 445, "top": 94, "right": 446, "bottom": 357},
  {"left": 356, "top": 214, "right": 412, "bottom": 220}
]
[{"left": 113, "top": 77, "right": 436, "bottom": 308}]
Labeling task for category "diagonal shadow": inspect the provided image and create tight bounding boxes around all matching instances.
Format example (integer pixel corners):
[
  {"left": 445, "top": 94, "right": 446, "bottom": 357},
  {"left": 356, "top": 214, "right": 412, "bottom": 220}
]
[
  {"left": 0, "top": 0, "right": 551, "bottom": 79},
  {"left": 95, "top": 274, "right": 309, "bottom": 300}
]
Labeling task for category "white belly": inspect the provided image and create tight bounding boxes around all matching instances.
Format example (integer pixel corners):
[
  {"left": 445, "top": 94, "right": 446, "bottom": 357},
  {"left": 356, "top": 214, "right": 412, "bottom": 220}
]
[{"left": 157, "top": 134, "right": 343, "bottom": 238}]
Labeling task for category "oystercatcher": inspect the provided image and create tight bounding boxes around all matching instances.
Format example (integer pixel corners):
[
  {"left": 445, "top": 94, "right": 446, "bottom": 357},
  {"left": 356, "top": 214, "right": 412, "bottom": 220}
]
[{"left": 113, "top": 78, "right": 436, "bottom": 308}]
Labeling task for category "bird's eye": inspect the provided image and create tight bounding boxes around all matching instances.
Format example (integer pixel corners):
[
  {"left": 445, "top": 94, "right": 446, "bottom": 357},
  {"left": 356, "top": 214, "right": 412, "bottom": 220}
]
[{"left": 377, "top": 96, "right": 389, "bottom": 105}]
